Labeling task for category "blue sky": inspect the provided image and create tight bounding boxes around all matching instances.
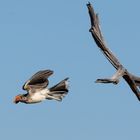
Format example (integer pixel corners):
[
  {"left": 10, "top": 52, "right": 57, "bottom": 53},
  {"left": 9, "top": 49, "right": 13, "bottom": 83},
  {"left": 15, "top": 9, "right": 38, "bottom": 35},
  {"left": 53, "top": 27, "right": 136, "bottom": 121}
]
[{"left": 0, "top": 0, "right": 140, "bottom": 139}]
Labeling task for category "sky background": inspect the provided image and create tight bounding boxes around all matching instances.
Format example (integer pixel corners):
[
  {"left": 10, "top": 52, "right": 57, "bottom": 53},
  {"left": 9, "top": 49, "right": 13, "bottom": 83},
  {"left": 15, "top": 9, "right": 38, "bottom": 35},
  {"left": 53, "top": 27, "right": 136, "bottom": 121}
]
[{"left": 0, "top": 0, "right": 140, "bottom": 140}]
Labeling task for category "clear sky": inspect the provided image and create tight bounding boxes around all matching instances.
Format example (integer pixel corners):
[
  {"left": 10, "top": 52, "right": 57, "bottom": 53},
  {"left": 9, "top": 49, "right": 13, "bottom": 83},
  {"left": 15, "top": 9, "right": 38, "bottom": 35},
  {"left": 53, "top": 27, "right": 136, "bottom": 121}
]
[{"left": 0, "top": 0, "right": 140, "bottom": 140}]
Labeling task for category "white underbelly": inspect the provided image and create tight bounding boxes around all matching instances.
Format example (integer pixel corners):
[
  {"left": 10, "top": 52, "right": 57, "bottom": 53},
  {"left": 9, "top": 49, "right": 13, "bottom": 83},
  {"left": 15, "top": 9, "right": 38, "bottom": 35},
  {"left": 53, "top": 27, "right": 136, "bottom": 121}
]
[{"left": 30, "top": 89, "right": 49, "bottom": 102}]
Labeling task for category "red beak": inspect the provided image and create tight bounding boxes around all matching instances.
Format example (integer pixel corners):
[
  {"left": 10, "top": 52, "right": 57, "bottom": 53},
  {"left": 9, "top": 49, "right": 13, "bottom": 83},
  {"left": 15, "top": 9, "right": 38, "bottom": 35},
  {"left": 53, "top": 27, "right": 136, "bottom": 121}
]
[{"left": 13, "top": 95, "right": 21, "bottom": 104}]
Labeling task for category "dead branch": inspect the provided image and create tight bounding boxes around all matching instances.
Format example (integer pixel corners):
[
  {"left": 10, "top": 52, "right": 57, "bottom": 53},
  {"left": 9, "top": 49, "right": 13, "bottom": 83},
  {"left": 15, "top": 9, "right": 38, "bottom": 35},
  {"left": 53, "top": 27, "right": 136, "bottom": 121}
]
[{"left": 87, "top": 2, "right": 140, "bottom": 101}]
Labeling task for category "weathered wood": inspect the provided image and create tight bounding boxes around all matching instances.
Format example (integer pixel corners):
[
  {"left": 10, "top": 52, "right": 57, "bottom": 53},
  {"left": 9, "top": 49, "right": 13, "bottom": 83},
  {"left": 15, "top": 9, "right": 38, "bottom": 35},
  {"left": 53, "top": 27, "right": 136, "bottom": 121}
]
[
  {"left": 96, "top": 66, "right": 125, "bottom": 84},
  {"left": 87, "top": 2, "right": 140, "bottom": 101}
]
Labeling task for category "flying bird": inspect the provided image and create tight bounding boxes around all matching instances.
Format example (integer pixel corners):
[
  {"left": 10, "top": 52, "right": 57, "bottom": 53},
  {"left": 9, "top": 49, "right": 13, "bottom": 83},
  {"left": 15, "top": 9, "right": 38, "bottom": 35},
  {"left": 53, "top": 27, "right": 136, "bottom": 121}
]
[{"left": 14, "top": 69, "right": 69, "bottom": 104}]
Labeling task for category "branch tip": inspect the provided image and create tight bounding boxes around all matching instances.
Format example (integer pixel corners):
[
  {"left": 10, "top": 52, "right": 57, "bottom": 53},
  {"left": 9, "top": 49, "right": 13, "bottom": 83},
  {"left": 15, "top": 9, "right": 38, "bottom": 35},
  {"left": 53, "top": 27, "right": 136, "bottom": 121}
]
[{"left": 86, "top": 2, "right": 91, "bottom": 7}]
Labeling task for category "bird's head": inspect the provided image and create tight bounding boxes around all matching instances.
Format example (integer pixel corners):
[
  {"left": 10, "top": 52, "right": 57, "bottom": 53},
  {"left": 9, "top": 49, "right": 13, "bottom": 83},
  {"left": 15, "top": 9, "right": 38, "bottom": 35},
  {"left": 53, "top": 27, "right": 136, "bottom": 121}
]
[{"left": 14, "top": 94, "right": 25, "bottom": 104}]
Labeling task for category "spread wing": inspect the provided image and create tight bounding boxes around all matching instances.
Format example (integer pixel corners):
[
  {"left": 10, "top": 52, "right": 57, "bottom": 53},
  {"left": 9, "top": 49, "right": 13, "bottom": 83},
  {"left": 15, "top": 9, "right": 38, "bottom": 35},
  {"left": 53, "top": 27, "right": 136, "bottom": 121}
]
[{"left": 23, "top": 69, "right": 53, "bottom": 91}]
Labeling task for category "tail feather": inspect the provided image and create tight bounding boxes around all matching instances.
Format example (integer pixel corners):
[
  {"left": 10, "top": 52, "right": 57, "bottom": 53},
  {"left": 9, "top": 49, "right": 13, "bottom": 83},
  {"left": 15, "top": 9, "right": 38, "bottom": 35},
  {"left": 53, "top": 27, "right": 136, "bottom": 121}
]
[
  {"left": 49, "top": 78, "right": 69, "bottom": 92},
  {"left": 48, "top": 78, "right": 69, "bottom": 101}
]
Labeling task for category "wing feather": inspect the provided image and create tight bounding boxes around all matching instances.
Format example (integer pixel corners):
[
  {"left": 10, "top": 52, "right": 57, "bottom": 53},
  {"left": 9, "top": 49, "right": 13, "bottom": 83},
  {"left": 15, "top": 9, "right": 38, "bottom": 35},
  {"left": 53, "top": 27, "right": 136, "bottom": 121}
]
[{"left": 23, "top": 69, "right": 53, "bottom": 91}]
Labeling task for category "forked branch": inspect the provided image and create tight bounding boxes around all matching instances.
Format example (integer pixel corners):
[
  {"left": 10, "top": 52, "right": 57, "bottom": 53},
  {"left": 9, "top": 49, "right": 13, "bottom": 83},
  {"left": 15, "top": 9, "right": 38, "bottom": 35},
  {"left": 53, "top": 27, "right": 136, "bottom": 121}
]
[{"left": 87, "top": 2, "right": 140, "bottom": 101}]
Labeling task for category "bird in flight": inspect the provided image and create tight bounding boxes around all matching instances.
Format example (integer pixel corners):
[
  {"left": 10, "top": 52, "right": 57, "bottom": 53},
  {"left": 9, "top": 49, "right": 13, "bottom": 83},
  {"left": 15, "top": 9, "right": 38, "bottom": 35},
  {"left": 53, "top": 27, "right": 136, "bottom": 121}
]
[{"left": 14, "top": 69, "right": 69, "bottom": 104}]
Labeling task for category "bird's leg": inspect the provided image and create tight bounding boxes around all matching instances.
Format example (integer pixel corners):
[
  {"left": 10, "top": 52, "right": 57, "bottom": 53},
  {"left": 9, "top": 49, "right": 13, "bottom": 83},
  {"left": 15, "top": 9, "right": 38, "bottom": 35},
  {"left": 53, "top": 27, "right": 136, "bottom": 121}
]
[
  {"left": 95, "top": 66, "right": 125, "bottom": 85},
  {"left": 46, "top": 94, "right": 62, "bottom": 101}
]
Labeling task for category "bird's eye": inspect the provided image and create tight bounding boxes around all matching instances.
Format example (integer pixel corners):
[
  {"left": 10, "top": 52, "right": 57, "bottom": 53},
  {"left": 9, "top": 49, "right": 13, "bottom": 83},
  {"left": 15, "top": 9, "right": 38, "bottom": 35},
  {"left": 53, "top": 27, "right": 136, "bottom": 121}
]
[{"left": 22, "top": 97, "right": 26, "bottom": 100}]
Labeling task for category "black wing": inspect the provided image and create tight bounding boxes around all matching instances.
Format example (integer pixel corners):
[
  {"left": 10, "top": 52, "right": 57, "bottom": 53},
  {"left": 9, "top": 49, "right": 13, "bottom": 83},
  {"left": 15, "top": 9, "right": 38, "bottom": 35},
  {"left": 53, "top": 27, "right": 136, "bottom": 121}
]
[{"left": 23, "top": 69, "right": 53, "bottom": 91}]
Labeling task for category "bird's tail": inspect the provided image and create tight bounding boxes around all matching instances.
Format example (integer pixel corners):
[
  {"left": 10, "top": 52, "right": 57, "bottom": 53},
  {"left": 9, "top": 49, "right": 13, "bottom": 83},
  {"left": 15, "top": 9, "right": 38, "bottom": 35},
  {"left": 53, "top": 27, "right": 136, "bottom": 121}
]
[{"left": 48, "top": 78, "right": 69, "bottom": 101}]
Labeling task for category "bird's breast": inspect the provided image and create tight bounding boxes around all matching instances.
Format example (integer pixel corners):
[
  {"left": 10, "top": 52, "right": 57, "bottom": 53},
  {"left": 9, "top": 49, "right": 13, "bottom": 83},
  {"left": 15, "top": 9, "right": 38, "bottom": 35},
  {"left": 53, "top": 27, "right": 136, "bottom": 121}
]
[{"left": 30, "top": 89, "right": 49, "bottom": 102}]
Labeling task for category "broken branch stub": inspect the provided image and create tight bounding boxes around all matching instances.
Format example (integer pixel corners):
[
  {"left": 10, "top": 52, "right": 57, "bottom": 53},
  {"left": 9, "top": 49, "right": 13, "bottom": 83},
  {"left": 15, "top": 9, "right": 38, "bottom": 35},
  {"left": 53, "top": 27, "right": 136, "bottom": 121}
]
[{"left": 87, "top": 2, "right": 140, "bottom": 101}]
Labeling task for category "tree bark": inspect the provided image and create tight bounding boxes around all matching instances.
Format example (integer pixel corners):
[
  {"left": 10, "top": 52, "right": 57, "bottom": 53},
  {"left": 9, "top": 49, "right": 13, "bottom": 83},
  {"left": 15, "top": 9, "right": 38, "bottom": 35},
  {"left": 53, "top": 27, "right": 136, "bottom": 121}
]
[{"left": 87, "top": 2, "right": 140, "bottom": 101}]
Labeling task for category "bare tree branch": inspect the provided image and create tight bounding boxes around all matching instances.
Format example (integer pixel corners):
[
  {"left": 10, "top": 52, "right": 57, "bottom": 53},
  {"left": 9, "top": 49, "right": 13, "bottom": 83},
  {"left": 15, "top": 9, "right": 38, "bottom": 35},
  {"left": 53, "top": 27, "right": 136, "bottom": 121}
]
[{"left": 87, "top": 2, "right": 140, "bottom": 101}]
